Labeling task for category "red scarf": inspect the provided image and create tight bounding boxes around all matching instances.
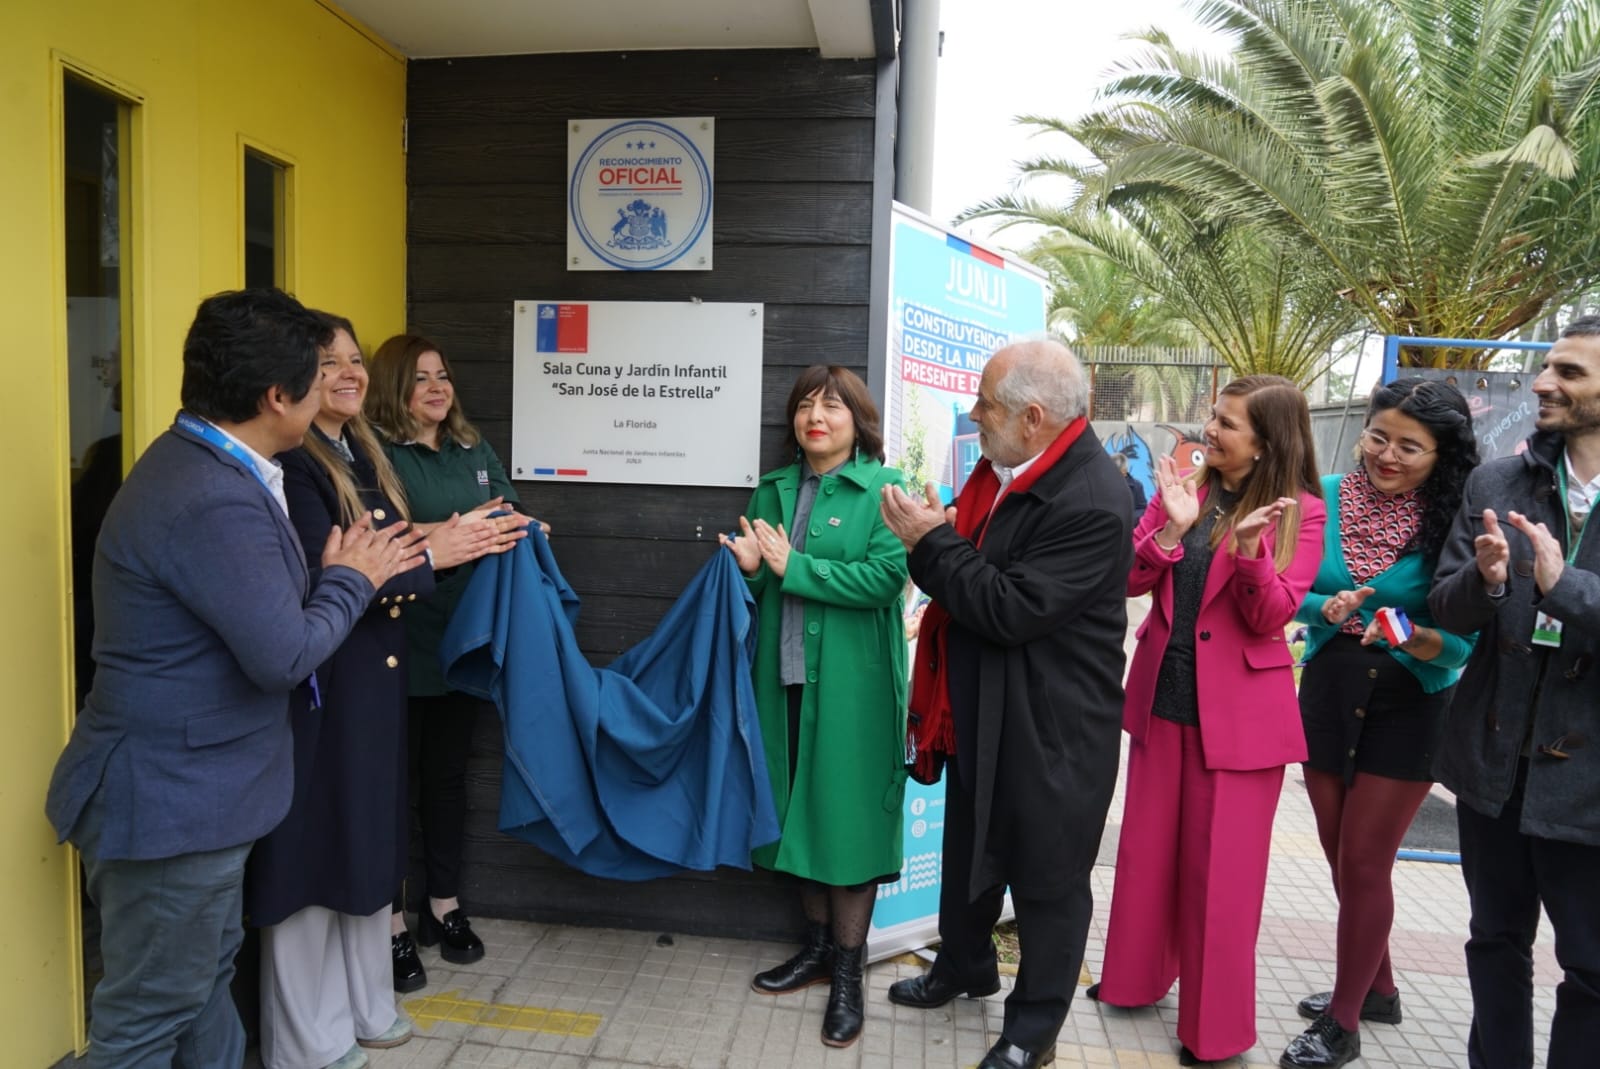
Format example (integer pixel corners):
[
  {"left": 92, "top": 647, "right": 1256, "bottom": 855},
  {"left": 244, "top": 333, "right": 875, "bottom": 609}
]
[{"left": 906, "top": 418, "right": 1087, "bottom": 784}]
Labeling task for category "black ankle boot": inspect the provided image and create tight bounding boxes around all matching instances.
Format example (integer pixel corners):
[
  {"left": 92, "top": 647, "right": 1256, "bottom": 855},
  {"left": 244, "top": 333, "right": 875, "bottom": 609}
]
[
  {"left": 752, "top": 922, "right": 833, "bottom": 994},
  {"left": 821, "top": 943, "right": 865, "bottom": 1047}
]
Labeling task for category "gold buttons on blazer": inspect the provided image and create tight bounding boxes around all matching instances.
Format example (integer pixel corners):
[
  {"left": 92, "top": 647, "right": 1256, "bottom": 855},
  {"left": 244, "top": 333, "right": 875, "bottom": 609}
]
[
  {"left": 385, "top": 655, "right": 399, "bottom": 668},
  {"left": 379, "top": 596, "right": 389, "bottom": 605},
  {"left": 373, "top": 508, "right": 387, "bottom": 520},
  {"left": 407, "top": 593, "right": 417, "bottom": 601},
  {"left": 389, "top": 606, "right": 402, "bottom": 619}
]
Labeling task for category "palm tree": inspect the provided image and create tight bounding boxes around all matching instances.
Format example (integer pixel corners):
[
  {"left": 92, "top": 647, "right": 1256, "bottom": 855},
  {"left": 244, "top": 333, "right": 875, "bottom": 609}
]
[
  {"left": 969, "top": 180, "right": 1360, "bottom": 387},
  {"left": 1022, "top": 233, "right": 1218, "bottom": 418},
  {"left": 1027, "top": 234, "right": 1190, "bottom": 347},
  {"left": 1054, "top": 0, "right": 1600, "bottom": 369}
]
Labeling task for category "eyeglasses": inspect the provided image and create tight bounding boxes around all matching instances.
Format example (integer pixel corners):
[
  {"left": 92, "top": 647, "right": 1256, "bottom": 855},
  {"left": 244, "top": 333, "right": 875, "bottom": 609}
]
[{"left": 1358, "top": 428, "right": 1435, "bottom": 464}]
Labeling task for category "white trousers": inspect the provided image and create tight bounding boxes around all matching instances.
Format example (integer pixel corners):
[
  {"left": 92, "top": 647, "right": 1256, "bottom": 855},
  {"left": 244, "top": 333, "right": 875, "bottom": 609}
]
[{"left": 260, "top": 904, "right": 397, "bottom": 1069}]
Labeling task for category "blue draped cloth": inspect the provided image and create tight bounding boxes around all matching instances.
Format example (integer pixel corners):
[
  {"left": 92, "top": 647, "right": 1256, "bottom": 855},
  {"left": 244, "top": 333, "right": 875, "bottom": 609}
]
[{"left": 439, "top": 529, "right": 779, "bottom": 880}]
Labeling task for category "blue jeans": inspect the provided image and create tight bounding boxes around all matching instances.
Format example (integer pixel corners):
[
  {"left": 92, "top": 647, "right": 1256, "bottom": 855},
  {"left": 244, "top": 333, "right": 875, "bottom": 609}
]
[{"left": 76, "top": 795, "right": 253, "bottom": 1069}]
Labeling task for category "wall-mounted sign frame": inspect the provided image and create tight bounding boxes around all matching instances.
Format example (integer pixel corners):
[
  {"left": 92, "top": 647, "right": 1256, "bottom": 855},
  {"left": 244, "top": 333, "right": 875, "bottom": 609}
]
[
  {"left": 567, "top": 117, "right": 714, "bottom": 271},
  {"left": 510, "top": 300, "right": 761, "bottom": 487}
]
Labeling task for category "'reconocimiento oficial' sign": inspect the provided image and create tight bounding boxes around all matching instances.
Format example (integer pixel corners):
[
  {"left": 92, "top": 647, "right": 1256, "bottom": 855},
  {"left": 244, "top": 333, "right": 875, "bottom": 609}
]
[{"left": 567, "top": 118, "right": 714, "bottom": 271}]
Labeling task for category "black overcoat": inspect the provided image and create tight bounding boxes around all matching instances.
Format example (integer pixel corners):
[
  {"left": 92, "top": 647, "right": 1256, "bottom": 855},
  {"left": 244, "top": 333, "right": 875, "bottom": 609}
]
[
  {"left": 908, "top": 428, "right": 1132, "bottom": 900},
  {"left": 245, "top": 435, "right": 435, "bottom": 925}
]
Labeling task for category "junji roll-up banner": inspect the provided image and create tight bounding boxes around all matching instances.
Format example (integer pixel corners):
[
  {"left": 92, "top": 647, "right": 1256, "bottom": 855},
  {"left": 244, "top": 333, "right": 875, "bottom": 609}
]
[
  {"left": 568, "top": 117, "right": 714, "bottom": 271},
  {"left": 867, "top": 204, "right": 1048, "bottom": 961},
  {"left": 510, "top": 300, "right": 762, "bottom": 487},
  {"left": 881, "top": 204, "right": 1050, "bottom": 504}
]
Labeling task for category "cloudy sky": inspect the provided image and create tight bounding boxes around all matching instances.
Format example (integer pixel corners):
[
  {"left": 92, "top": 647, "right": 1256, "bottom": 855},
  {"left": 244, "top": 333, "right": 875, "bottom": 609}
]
[{"left": 929, "top": 0, "right": 1222, "bottom": 246}]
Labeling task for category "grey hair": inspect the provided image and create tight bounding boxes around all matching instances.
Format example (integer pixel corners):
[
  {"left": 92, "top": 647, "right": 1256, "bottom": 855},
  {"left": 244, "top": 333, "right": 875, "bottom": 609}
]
[
  {"left": 1562, "top": 314, "right": 1600, "bottom": 338},
  {"left": 991, "top": 337, "right": 1089, "bottom": 421}
]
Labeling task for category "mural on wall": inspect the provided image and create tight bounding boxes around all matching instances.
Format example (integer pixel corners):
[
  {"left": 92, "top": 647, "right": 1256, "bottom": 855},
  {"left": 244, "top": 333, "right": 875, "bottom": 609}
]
[{"left": 1098, "top": 421, "right": 1207, "bottom": 501}]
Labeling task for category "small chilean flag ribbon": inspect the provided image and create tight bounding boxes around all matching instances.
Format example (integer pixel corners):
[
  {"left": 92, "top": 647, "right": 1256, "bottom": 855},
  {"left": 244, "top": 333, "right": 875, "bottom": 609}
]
[{"left": 1375, "top": 606, "right": 1413, "bottom": 646}]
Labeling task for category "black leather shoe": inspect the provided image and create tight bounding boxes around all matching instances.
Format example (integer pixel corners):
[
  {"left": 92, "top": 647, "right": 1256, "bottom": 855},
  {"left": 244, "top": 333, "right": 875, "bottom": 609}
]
[
  {"left": 392, "top": 931, "right": 426, "bottom": 993},
  {"left": 887, "top": 970, "right": 1002, "bottom": 1009},
  {"left": 753, "top": 922, "right": 833, "bottom": 995},
  {"left": 1296, "top": 987, "right": 1401, "bottom": 1024},
  {"left": 1178, "top": 1045, "right": 1202, "bottom": 1066},
  {"left": 1279, "top": 1013, "right": 1360, "bottom": 1068},
  {"left": 976, "top": 1038, "right": 1056, "bottom": 1069},
  {"left": 416, "top": 907, "right": 485, "bottom": 965},
  {"left": 821, "top": 944, "right": 865, "bottom": 1047},
  {"left": 1083, "top": 981, "right": 1159, "bottom": 1010}
]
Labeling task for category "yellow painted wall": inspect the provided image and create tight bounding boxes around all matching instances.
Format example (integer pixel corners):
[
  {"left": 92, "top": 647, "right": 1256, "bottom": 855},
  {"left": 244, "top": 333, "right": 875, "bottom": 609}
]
[{"left": 0, "top": 2, "right": 406, "bottom": 1061}]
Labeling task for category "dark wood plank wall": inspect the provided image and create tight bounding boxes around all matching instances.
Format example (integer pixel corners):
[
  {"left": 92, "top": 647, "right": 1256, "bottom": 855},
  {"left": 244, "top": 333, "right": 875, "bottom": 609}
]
[{"left": 405, "top": 50, "right": 879, "bottom": 938}]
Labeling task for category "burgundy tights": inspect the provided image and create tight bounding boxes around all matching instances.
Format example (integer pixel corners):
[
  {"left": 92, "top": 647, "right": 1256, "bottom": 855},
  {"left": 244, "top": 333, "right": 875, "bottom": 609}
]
[{"left": 1303, "top": 768, "right": 1433, "bottom": 1030}]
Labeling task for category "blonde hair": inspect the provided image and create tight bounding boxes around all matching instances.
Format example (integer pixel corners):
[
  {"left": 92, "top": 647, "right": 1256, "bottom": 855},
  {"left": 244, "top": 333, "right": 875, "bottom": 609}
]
[
  {"left": 365, "top": 333, "right": 482, "bottom": 448},
  {"left": 304, "top": 414, "right": 412, "bottom": 526},
  {"left": 303, "top": 314, "right": 411, "bottom": 525}
]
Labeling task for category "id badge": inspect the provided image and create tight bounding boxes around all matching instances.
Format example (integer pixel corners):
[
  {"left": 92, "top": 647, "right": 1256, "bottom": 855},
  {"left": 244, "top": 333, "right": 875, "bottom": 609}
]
[{"left": 1532, "top": 611, "right": 1564, "bottom": 648}]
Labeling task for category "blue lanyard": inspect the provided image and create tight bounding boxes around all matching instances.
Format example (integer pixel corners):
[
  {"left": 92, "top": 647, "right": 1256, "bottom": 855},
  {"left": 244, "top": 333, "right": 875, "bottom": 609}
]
[
  {"left": 175, "top": 412, "right": 279, "bottom": 503},
  {"left": 177, "top": 412, "right": 320, "bottom": 707}
]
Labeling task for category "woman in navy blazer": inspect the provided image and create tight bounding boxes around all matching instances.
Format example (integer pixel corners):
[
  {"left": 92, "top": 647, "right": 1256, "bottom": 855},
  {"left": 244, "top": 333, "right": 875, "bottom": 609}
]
[
  {"left": 1089, "top": 376, "right": 1326, "bottom": 1065},
  {"left": 246, "top": 316, "right": 515, "bottom": 1069}
]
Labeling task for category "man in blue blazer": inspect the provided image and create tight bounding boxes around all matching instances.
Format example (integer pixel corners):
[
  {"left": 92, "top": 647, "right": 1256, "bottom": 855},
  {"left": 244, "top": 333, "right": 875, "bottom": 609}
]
[{"left": 46, "top": 289, "right": 428, "bottom": 1069}]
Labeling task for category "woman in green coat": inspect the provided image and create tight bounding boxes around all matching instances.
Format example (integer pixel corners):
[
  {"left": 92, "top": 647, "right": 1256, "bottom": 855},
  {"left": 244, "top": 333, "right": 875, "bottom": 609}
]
[{"left": 719, "top": 365, "right": 908, "bottom": 1050}]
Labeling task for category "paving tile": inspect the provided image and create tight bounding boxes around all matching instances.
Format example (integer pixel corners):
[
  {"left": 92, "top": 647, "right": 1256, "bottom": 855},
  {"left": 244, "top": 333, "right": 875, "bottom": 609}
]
[{"left": 215, "top": 607, "right": 1575, "bottom": 1069}]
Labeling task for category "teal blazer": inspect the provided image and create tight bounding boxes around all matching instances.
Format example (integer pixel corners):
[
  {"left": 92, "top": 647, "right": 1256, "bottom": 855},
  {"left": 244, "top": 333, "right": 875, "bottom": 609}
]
[{"left": 1294, "top": 473, "right": 1475, "bottom": 693}]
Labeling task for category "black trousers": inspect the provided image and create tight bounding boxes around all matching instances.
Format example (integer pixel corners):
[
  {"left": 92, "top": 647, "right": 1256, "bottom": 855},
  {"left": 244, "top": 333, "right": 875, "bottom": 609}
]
[
  {"left": 930, "top": 761, "right": 1094, "bottom": 1052},
  {"left": 394, "top": 692, "right": 484, "bottom": 909},
  {"left": 1457, "top": 759, "right": 1600, "bottom": 1069}
]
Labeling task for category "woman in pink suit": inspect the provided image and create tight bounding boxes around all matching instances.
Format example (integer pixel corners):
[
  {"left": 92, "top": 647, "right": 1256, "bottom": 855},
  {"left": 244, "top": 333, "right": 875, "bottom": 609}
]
[{"left": 1088, "top": 375, "right": 1326, "bottom": 1065}]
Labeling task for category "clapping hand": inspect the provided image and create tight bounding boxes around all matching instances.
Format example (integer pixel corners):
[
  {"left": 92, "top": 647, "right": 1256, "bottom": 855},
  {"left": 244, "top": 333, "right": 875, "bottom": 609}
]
[
  {"left": 718, "top": 516, "right": 762, "bottom": 575},
  {"left": 879, "top": 482, "right": 954, "bottom": 550},
  {"left": 750, "top": 518, "right": 791, "bottom": 578},
  {"left": 1323, "top": 586, "right": 1376, "bottom": 627},
  {"left": 1506, "top": 510, "right": 1565, "bottom": 594},
  {"left": 464, "top": 497, "right": 550, "bottom": 537},
  {"left": 1154, "top": 455, "right": 1200, "bottom": 529},
  {"left": 322, "top": 511, "right": 429, "bottom": 588},
  {"left": 1152, "top": 456, "right": 1199, "bottom": 549},
  {"left": 1474, "top": 508, "right": 1510, "bottom": 589},
  {"left": 1233, "top": 497, "right": 1297, "bottom": 560},
  {"left": 431, "top": 509, "right": 531, "bottom": 569}
]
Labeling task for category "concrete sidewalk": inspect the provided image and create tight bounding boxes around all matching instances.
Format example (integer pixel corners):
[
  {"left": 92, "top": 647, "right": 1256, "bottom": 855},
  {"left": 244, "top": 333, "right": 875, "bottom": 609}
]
[
  {"left": 178, "top": 598, "right": 1548, "bottom": 1062},
  {"left": 228, "top": 598, "right": 1559, "bottom": 1068},
  {"left": 335, "top": 753, "right": 1558, "bottom": 1069}
]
